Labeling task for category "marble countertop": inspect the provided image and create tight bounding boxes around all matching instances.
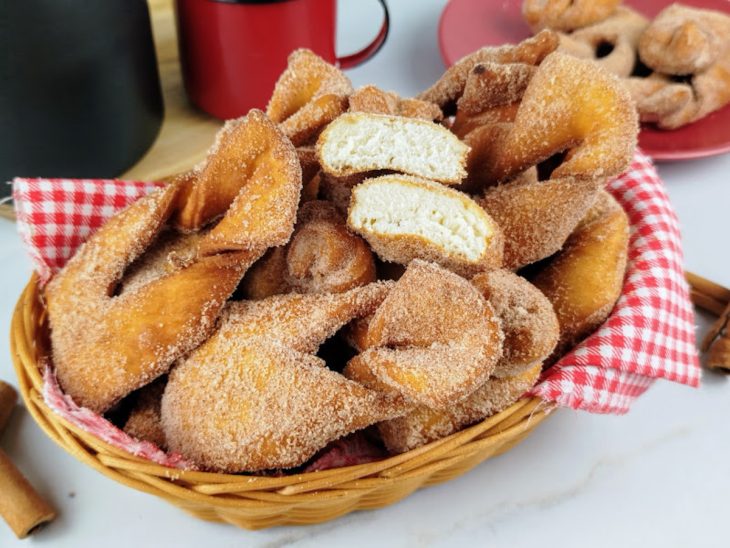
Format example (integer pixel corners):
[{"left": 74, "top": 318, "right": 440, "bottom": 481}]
[{"left": 1, "top": 1, "right": 728, "bottom": 546}]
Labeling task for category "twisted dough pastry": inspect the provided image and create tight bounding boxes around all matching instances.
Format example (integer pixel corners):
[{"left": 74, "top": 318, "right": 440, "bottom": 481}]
[
  {"left": 530, "top": 191, "right": 629, "bottom": 359},
  {"left": 344, "top": 261, "right": 503, "bottom": 410},
  {"left": 639, "top": 4, "right": 730, "bottom": 76},
  {"left": 349, "top": 85, "right": 443, "bottom": 121},
  {"left": 266, "top": 49, "right": 353, "bottom": 146},
  {"left": 46, "top": 110, "right": 302, "bottom": 413},
  {"left": 417, "top": 30, "right": 559, "bottom": 115},
  {"left": 161, "top": 284, "right": 402, "bottom": 472},
  {"left": 242, "top": 200, "right": 376, "bottom": 298},
  {"left": 557, "top": 7, "right": 649, "bottom": 78},
  {"left": 523, "top": 0, "right": 621, "bottom": 32}
]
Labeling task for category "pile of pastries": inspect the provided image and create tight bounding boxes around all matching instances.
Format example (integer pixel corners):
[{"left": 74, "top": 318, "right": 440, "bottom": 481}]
[
  {"left": 44, "top": 36, "right": 637, "bottom": 473},
  {"left": 523, "top": 0, "right": 730, "bottom": 129}
]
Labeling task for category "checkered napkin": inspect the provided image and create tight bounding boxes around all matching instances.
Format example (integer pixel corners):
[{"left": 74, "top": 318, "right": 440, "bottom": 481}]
[{"left": 11, "top": 151, "right": 700, "bottom": 422}]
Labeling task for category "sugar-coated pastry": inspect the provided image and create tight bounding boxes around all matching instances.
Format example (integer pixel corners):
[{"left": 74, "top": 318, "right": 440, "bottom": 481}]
[
  {"left": 317, "top": 112, "right": 469, "bottom": 184},
  {"left": 557, "top": 7, "right": 649, "bottom": 78},
  {"left": 344, "top": 261, "right": 504, "bottom": 409},
  {"left": 523, "top": 0, "right": 621, "bottom": 32},
  {"left": 418, "top": 31, "right": 559, "bottom": 115},
  {"left": 471, "top": 52, "right": 638, "bottom": 185},
  {"left": 530, "top": 192, "right": 629, "bottom": 357},
  {"left": 241, "top": 201, "right": 376, "bottom": 299},
  {"left": 162, "top": 284, "right": 402, "bottom": 472},
  {"left": 266, "top": 49, "right": 353, "bottom": 146},
  {"left": 479, "top": 175, "right": 602, "bottom": 270},
  {"left": 174, "top": 110, "right": 302, "bottom": 254},
  {"left": 471, "top": 269, "right": 558, "bottom": 378},
  {"left": 123, "top": 378, "right": 167, "bottom": 449},
  {"left": 378, "top": 364, "right": 541, "bottom": 453},
  {"left": 45, "top": 184, "right": 256, "bottom": 412},
  {"left": 638, "top": 4, "right": 730, "bottom": 76},
  {"left": 349, "top": 85, "right": 443, "bottom": 121},
  {"left": 348, "top": 175, "right": 504, "bottom": 277}
]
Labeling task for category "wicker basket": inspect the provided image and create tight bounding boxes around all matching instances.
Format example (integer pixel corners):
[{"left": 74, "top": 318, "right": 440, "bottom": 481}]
[{"left": 9, "top": 274, "right": 552, "bottom": 530}]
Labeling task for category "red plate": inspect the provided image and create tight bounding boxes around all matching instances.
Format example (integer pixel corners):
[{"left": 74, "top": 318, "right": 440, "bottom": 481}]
[{"left": 438, "top": 0, "right": 730, "bottom": 161}]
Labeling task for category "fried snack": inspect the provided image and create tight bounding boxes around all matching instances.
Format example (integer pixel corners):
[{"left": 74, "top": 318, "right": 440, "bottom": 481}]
[
  {"left": 557, "top": 7, "right": 649, "bottom": 78},
  {"left": 348, "top": 175, "right": 504, "bottom": 277},
  {"left": 379, "top": 364, "right": 541, "bottom": 453},
  {"left": 638, "top": 4, "right": 730, "bottom": 76},
  {"left": 479, "top": 175, "right": 602, "bottom": 270},
  {"left": 286, "top": 201, "right": 376, "bottom": 294},
  {"left": 471, "top": 270, "right": 558, "bottom": 378},
  {"left": 531, "top": 192, "right": 629, "bottom": 356},
  {"left": 344, "top": 261, "right": 504, "bottom": 409},
  {"left": 349, "top": 85, "right": 443, "bottom": 121},
  {"left": 474, "top": 52, "right": 638, "bottom": 185},
  {"left": 162, "top": 284, "right": 401, "bottom": 472},
  {"left": 241, "top": 201, "right": 376, "bottom": 298},
  {"left": 418, "top": 30, "right": 559, "bottom": 115},
  {"left": 523, "top": 0, "right": 621, "bottom": 32},
  {"left": 297, "top": 146, "right": 321, "bottom": 201},
  {"left": 45, "top": 185, "right": 255, "bottom": 412},
  {"left": 174, "top": 110, "right": 302, "bottom": 254},
  {"left": 319, "top": 172, "right": 366, "bottom": 214},
  {"left": 626, "top": 59, "right": 730, "bottom": 130},
  {"left": 266, "top": 49, "right": 353, "bottom": 146},
  {"left": 452, "top": 62, "right": 536, "bottom": 140},
  {"left": 123, "top": 378, "right": 167, "bottom": 449},
  {"left": 317, "top": 112, "right": 469, "bottom": 184}
]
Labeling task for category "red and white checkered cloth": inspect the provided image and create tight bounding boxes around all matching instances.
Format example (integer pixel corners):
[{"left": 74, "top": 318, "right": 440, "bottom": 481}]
[{"left": 11, "top": 150, "right": 700, "bottom": 426}]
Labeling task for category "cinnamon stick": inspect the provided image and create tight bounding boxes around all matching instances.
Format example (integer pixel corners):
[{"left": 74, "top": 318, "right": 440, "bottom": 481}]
[
  {"left": 686, "top": 272, "right": 730, "bottom": 373},
  {"left": 0, "top": 380, "right": 56, "bottom": 538}
]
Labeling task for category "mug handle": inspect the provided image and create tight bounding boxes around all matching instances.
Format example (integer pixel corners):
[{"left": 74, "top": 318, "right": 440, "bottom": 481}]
[{"left": 337, "top": 0, "right": 390, "bottom": 69}]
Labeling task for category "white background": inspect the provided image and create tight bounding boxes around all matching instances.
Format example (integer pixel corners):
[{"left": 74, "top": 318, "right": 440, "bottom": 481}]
[{"left": 1, "top": 0, "right": 729, "bottom": 546}]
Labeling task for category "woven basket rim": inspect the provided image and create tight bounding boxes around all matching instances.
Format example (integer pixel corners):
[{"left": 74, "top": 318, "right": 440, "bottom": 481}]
[{"left": 10, "top": 272, "right": 553, "bottom": 526}]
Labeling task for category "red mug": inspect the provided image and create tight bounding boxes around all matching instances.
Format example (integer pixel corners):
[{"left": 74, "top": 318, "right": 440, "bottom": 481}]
[{"left": 175, "top": 0, "right": 390, "bottom": 120}]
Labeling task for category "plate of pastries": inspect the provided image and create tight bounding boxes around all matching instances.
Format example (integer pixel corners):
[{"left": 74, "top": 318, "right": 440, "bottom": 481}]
[
  {"left": 39, "top": 38, "right": 637, "bottom": 476},
  {"left": 440, "top": 0, "right": 730, "bottom": 160}
]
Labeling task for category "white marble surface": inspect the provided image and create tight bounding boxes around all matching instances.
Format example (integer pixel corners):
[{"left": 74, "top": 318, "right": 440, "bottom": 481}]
[{"left": 2, "top": 1, "right": 729, "bottom": 546}]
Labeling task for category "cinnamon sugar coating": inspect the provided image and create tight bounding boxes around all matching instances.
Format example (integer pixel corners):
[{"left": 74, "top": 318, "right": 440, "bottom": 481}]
[
  {"left": 379, "top": 364, "right": 541, "bottom": 453},
  {"left": 344, "top": 261, "right": 504, "bottom": 409},
  {"left": 266, "top": 49, "right": 353, "bottom": 146},
  {"left": 530, "top": 192, "right": 629, "bottom": 358},
  {"left": 472, "top": 269, "right": 558, "bottom": 378},
  {"left": 349, "top": 85, "right": 443, "bottom": 121},
  {"left": 123, "top": 378, "right": 167, "bottom": 449},
  {"left": 523, "top": 0, "right": 621, "bottom": 32},
  {"left": 162, "top": 284, "right": 401, "bottom": 472}
]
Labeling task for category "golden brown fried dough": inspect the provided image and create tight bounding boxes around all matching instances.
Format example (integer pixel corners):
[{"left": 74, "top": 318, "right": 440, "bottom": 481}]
[
  {"left": 523, "top": 0, "right": 621, "bottom": 32},
  {"left": 344, "top": 261, "right": 504, "bottom": 409},
  {"left": 123, "top": 378, "right": 167, "bottom": 449},
  {"left": 266, "top": 49, "right": 353, "bottom": 146},
  {"left": 471, "top": 270, "right": 558, "bottom": 378},
  {"left": 349, "top": 85, "right": 443, "bottom": 121},
  {"left": 531, "top": 193, "right": 629, "bottom": 357},
  {"left": 379, "top": 364, "right": 542, "bottom": 453}
]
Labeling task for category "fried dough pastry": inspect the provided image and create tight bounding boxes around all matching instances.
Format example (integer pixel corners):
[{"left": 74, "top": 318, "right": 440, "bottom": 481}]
[
  {"left": 242, "top": 201, "right": 376, "bottom": 298},
  {"left": 348, "top": 175, "right": 504, "bottom": 277},
  {"left": 523, "top": 0, "right": 621, "bottom": 32},
  {"left": 344, "top": 261, "right": 504, "bottom": 409},
  {"left": 474, "top": 52, "right": 638, "bottom": 185},
  {"left": 297, "top": 146, "right": 321, "bottom": 201},
  {"left": 531, "top": 192, "right": 629, "bottom": 357},
  {"left": 557, "top": 7, "right": 649, "bottom": 78},
  {"left": 418, "top": 30, "right": 559, "bottom": 115},
  {"left": 319, "top": 172, "right": 366, "bottom": 214},
  {"left": 123, "top": 378, "right": 167, "bottom": 449},
  {"left": 266, "top": 49, "right": 353, "bottom": 146},
  {"left": 45, "top": 185, "right": 255, "bottom": 412},
  {"left": 471, "top": 270, "right": 558, "bottom": 378},
  {"left": 638, "top": 4, "right": 730, "bottom": 76},
  {"left": 479, "top": 175, "right": 602, "bottom": 270},
  {"left": 379, "top": 364, "right": 541, "bottom": 453},
  {"left": 174, "top": 110, "right": 302, "bottom": 254},
  {"left": 162, "top": 284, "right": 402, "bottom": 471},
  {"left": 349, "top": 85, "right": 443, "bottom": 121},
  {"left": 626, "top": 59, "right": 730, "bottom": 130},
  {"left": 317, "top": 112, "right": 469, "bottom": 184}
]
